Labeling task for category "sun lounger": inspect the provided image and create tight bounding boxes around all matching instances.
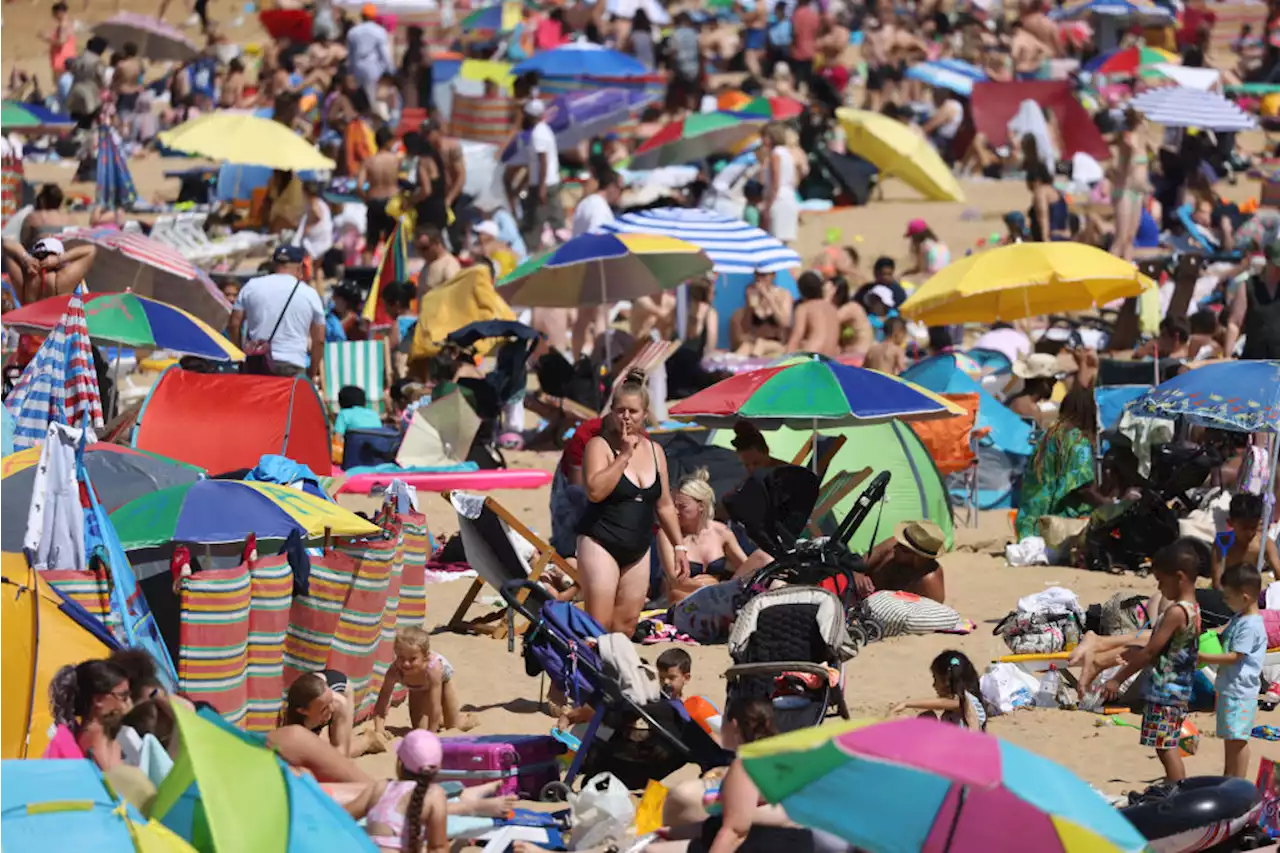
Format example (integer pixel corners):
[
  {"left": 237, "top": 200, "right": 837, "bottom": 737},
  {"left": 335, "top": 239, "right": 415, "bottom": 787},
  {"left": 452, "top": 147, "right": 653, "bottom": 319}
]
[
  {"left": 323, "top": 339, "right": 392, "bottom": 416},
  {"left": 442, "top": 491, "right": 578, "bottom": 639}
]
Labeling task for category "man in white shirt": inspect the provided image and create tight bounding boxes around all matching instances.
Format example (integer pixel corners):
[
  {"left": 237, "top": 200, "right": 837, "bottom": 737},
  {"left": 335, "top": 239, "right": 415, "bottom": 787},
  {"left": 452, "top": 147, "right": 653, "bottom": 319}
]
[
  {"left": 228, "top": 245, "right": 325, "bottom": 380},
  {"left": 568, "top": 170, "right": 624, "bottom": 357},
  {"left": 520, "top": 99, "right": 564, "bottom": 251},
  {"left": 346, "top": 4, "right": 394, "bottom": 103}
]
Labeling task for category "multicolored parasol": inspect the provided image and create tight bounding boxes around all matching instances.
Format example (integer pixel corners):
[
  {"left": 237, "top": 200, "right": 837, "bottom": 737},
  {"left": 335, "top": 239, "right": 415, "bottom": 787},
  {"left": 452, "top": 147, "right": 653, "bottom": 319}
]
[
  {"left": 1125, "top": 360, "right": 1280, "bottom": 434},
  {"left": 628, "top": 112, "right": 767, "bottom": 169}
]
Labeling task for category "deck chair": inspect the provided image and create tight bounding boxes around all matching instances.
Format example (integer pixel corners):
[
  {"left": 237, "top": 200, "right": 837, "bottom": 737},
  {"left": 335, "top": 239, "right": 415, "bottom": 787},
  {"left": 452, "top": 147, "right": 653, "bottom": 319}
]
[
  {"left": 908, "top": 393, "right": 987, "bottom": 527},
  {"left": 323, "top": 339, "right": 392, "bottom": 416},
  {"left": 604, "top": 336, "right": 683, "bottom": 421},
  {"left": 789, "top": 434, "right": 848, "bottom": 481},
  {"left": 442, "top": 490, "right": 578, "bottom": 639},
  {"left": 805, "top": 467, "right": 872, "bottom": 537}
]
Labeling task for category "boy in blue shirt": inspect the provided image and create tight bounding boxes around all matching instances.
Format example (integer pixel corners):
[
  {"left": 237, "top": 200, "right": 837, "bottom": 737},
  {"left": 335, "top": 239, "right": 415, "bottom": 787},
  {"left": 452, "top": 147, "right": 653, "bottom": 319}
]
[
  {"left": 333, "top": 386, "right": 382, "bottom": 435},
  {"left": 1199, "top": 565, "right": 1267, "bottom": 778}
]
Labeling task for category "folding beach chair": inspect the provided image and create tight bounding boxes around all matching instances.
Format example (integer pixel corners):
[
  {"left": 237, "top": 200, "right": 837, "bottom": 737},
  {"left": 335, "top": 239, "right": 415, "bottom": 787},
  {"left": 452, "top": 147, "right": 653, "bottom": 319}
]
[
  {"left": 605, "top": 336, "right": 683, "bottom": 421},
  {"left": 323, "top": 339, "right": 392, "bottom": 416},
  {"left": 805, "top": 467, "right": 872, "bottom": 537},
  {"left": 790, "top": 434, "right": 848, "bottom": 481},
  {"left": 908, "top": 393, "right": 987, "bottom": 527},
  {"left": 442, "top": 491, "right": 579, "bottom": 640}
]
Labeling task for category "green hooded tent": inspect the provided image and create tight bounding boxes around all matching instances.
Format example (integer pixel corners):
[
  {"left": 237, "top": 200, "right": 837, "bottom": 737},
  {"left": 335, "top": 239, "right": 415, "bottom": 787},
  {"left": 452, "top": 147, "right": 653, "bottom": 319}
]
[{"left": 711, "top": 421, "right": 955, "bottom": 554}]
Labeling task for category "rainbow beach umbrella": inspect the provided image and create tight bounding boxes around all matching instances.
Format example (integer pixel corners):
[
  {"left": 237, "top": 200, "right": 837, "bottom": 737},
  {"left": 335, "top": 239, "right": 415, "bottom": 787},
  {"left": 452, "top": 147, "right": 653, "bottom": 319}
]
[
  {"left": 1085, "top": 44, "right": 1177, "bottom": 76},
  {"left": 739, "top": 718, "right": 1151, "bottom": 853},
  {"left": 628, "top": 111, "right": 767, "bottom": 169},
  {"left": 2, "top": 292, "right": 243, "bottom": 361},
  {"left": 497, "top": 232, "right": 712, "bottom": 307},
  {"left": 460, "top": 1, "right": 522, "bottom": 34}
]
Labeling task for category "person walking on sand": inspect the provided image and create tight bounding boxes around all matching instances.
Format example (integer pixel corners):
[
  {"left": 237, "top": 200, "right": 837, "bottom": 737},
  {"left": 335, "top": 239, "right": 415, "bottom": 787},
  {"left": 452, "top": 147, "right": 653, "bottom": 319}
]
[
  {"left": 347, "top": 4, "right": 394, "bottom": 104},
  {"left": 359, "top": 126, "right": 402, "bottom": 263}
]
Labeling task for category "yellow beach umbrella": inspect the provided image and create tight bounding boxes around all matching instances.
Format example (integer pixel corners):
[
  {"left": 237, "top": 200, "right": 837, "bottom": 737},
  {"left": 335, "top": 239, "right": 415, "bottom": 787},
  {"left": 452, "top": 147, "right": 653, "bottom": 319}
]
[
  {"left": 835, "top": 108, "right": 965, "bottom": 203},
  {"left": 900, "top": 241, "right": 1157, "bottom": 326},
  {"left": 157, "top": 113, "right": 335, "bottom": 171}
]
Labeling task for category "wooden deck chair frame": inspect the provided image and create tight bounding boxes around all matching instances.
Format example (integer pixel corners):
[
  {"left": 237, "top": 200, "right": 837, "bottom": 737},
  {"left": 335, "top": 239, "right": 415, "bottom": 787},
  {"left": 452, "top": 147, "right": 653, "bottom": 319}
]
[
  {"left": 603, "top": 337, "right": 682, "bottom": 420},
  {"left": 790, "top": 434, "right": 848, "bottom": 480},
  {"left": 805, "top": 467, "right": 872, "bottom": 537},
  {"left": 441, "top": 491, "right": 578, "bottom": 639},
  {"left": 321, "top": 338, "right": 393, "bottom": 417}
]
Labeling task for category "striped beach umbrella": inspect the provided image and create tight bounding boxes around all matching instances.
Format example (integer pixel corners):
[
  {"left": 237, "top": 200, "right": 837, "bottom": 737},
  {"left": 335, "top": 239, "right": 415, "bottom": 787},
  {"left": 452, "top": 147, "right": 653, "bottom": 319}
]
[
  {"left": 95, "top": 110, "right": 138, "bottom": 211},
  {"left": 905, "top": 59, "right": 988, "bottom": 96},
  {"left": 629, "top": 112, "right": 766, "bottom": 170},
  {"left": 1130, "top": 86, "right": 1257, "bottom": 131},
  {"left": 4, "top": 285, "right": 104, "bottom": 450},
  {"left": 601, "top": 207, "right": 801, "bottom": 274},
  {"left": 1084, "top": 44, "right": 1177, "bottom": 76},
  {"left": 460, "top": 1, "right": 522, "bottom": 34}
]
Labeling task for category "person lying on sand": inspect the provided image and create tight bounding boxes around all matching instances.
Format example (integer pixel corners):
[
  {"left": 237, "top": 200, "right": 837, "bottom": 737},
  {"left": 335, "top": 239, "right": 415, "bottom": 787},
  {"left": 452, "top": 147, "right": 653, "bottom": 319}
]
[{"left": 865, "top": 521, "right": 947, "bottom": 604}]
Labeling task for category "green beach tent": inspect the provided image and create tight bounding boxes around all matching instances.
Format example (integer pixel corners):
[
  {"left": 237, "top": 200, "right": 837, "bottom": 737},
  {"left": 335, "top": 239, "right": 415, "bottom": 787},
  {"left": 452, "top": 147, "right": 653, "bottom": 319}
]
[{"left": 711, "top": 420, "right": 955, "bottom": 554}]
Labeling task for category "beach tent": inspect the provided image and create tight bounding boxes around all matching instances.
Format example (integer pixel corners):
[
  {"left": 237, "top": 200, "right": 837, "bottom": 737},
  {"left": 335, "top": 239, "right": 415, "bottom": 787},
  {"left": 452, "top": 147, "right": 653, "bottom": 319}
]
[
  {"left": 710, "top": 421, "right": 954, "bottom": 553},
  {"left": 130, "top": 368, "right": 330, "bottom": 476},
  {"left": 2, "top": 759, "right": 195, "bottom": 851},
  {"left": 970, "top": 81, "right": 1110, "bottom": 162},
  {"left": 152, "top": 704, "right": 377, "bottom": 852},
  {"left": 1, "top": 553, "right": 118, "bottom": 759},
  {"left": 902, "top": 355, "right": 1035, "bottom": 509}
]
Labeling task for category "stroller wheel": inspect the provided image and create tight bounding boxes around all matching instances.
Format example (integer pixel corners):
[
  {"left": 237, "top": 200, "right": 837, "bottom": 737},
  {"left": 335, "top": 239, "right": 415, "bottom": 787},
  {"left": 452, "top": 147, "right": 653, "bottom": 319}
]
[
  {"left": 847, "top": 621, "right": 866, "bottom": 651},
  {"left": 862, "top": 614, "right": 885, "bottom": 644},
  {"left": 540, "top": 781, "right": 572, "bottom": 803}
]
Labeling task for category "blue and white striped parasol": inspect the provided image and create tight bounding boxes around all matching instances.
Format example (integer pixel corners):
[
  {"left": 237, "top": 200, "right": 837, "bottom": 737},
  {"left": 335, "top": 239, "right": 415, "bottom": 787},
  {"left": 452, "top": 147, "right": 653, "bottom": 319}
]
[
  {"left": 600, "top": 207, "right": 802, "bottom": 274},
  {"left": 5, "top": 284, "right": 104, "bottom": 450},
  {"left": 1130, "top": 87, "right": 1258, "bottom": 132},
  {"left": 905, "top": 59, "right": 988, "bottom": 96},
  {"left": 1051, "top": 0, "right": 1172, "bottom": 20}
]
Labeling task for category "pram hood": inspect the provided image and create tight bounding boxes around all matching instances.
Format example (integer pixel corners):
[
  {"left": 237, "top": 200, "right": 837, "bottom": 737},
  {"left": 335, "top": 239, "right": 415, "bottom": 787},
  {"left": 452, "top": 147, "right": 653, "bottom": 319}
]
[{"left": 728, "top": 586, "right": 858, "bottom": 664}]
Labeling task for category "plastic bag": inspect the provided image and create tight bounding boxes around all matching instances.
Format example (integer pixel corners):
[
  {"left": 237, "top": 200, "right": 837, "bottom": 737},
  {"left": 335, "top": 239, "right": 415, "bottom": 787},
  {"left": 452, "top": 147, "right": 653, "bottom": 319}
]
[
  {"left": 980, "top": 663, "right": 1039, "bottom": 715},
  {"left": 570, "top": 772, "right": 636, "bottom": 850}
]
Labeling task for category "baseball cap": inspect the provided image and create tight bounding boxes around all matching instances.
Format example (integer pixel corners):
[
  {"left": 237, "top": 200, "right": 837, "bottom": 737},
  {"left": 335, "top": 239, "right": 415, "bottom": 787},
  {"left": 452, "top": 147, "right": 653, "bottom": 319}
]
[
  {"left": 1266, "top": 242, "right": 1280, "bottom": 265},
  {"left": 904, "top": 218, "right": 929, "bottom": 238},
  {"left": 398, "top": 729, "right": 443, "bottom": 774},
  {"left": 31, "top": 237, "right": 64, "bottom": 257},
  {"left": 524, "top": 99, "right": 546, "bottom": 118},
  {"left": 272, "top": 244, "right": 307, "bottom": 264},
  {"left": 868, "top": 284, "right": 896, "bottom": 308},
  {"left": 474, "top": 220, "right": 500, "bottom": 239}
]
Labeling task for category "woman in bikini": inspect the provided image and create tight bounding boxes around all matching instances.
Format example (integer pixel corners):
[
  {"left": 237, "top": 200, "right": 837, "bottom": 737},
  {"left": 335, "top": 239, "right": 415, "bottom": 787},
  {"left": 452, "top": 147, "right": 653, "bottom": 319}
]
[
  {"left": 659, "top": 468, "right": 750, "bottom": 604},
  {"left": 1111, "top": 108, "right": 1152, "bottom": 262},
  {"left": 577, "top": 369, "right": 689, "bottom": 636}
]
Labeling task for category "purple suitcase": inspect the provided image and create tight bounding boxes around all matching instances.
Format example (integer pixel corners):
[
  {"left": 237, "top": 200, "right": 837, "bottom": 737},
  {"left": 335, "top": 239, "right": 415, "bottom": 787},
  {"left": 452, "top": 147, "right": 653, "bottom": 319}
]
[{"left": 438, "top": 734, "right": 564, "bottom": 798}]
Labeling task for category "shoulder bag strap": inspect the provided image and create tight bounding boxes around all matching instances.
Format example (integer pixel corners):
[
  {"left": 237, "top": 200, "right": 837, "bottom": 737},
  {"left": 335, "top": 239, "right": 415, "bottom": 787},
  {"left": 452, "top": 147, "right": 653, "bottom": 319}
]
[{"left": 265, "top": 279, "right": 303, "bottom": 344}]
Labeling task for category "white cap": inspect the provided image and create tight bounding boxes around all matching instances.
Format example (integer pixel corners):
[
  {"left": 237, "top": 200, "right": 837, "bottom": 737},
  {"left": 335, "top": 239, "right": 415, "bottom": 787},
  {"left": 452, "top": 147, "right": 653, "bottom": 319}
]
[
  {"left": 868, "top": 284, "right": 896, "bottom": 308},
  {"left": 524, "top": 99, "right": 546, "bottom": 118},
  {"left": 1012, "top": 353, "right": 1061, "bottom": 380},
  {"left": 474, "top": 220, "right": 500, "bottom": 239},
  {"left": 31, "top": 237, "right": 64, "bottom": 256}
]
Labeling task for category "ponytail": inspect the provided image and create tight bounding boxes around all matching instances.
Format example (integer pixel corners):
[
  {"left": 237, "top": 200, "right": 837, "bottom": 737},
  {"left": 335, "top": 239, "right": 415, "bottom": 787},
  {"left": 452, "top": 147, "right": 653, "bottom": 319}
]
[
  {"left": 49, "top": 660, "right": 129, "bottom": 727},
  {"left": 401, "top": 769, "right": 435, "bottom": 853}
]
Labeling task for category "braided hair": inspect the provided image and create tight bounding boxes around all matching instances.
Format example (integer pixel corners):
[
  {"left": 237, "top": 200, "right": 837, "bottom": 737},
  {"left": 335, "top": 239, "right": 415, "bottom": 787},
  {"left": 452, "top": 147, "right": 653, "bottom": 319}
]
[
  {"left": 49, "top": 660, "right": 128, "bottom": 727},
  {"left": 400, "top": 762, "right": 438, "bottom": 853}
]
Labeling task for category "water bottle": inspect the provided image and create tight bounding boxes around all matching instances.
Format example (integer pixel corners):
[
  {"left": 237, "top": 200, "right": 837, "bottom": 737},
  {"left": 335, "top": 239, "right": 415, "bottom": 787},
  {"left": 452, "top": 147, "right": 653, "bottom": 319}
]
[{"left": 1035, "top": 666, "right": 1060, "bottom": 708}]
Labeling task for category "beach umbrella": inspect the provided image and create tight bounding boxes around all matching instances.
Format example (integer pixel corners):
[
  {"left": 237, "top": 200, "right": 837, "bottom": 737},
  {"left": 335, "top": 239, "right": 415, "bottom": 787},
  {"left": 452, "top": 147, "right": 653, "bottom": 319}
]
[
  {"left": 1, "top": 101, "right": 75, "bottom": 134},
  {"left": 1234, "top": 209, "right": 1280, "bottom": 252},
  {"left": 4, "top": 285, "right": 103, "bottom": 451},
  {"left": 628, "top": 112, "right": 767, "bottom": 170},
  {"left": 92, "top": 12, "right": 199, "bottom": 62},
  {"left": 905, "top": 59, "right": 988, "bottom": 96},
  {"left": 158, "top": 113, "right": 336, "bottom": 171},
  {"left": 717, "top": 92, "right": 806, "bottom": 120},
  {"left": 899, "top": 241, "right": 1156, "bottom": 326},
  {"left": 669, "top": 353, "right": 964, "bottom": 429},
  {"left": 108, "top": 479, "right": 381, "bottom": 550},
  {"left": 601, "top": 207, "right": 801, "bottom": 273},
  {"left": 835, "top": 108, "right": 965, "bottom": 203},
  {"left": 1129, "top": 87, "right": 1257, "bottom": 132},
  {"left": 1084, "top": 44, "right": 1176, "bottom": 76},
  {"left": 152, "top": 705, "right": 377, "bottom": 852},
  {"left": 738, "top": 718, "right": 1150, "bottom": 853},
  {"left": 96, "top": 114, "right": 138, "bottom": 211},
  {"left": 1050, "top": 0, "right": 1172, "bottom": 21},
  {"left": 497, "top": 232, "right": 712, "bottom": 307},
  {"left": 3, "top": 292, "right": 243, "bottom": 361},
  {"left": 513, "top": 42, "right": 647, "bottom": 78},
  {"left": 397, "top": 390, "right": 482, "bottom": 467},
  {"left": 1125, "top": 360, "right": 1280, "bottom": 435},
  {"left": 460, "top": 1, "right": 522, "bottom": 34},
  {"left": 501, "top": 89, "right": 654, "bottom": 165},
  {"left": 361, "top": 214, "right": 409, "bottom": 327},
  {"left": 258, "top": 8, "right": 313, "bottom": 42},
  {"left": 2, "top": 759, "right": 196, "bottom": 851},
  {"left": 59, "top": 228, "right": 230, "bottom": 329}
]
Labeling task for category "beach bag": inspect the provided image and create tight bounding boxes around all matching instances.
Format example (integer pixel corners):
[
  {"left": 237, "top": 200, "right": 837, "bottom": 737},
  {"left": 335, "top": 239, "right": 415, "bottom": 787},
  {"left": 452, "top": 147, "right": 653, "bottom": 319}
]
[
  {"left": 241, "top": 278, "right": 301, "bottom": 375},
  {"left": 1096, "top": 593, "right": 1149, "bottom": 636},
  {"left": 861, "top": 591, "right": 966, "bottom": 638},
  {"left": 994, "top": 609, "right": 1082, "bottom": 655},
  {"left": 1258, "top": 757, "right": 1280, "bottom": 839},
  {"left": 597, "top": 632, "right": 662, "bottom": 706},
  {"left": 979, "top": 663, "right": 1039, "bottom": 715},
  {"left": 570, "top": 773, "right": 635, "bottom": 850}
]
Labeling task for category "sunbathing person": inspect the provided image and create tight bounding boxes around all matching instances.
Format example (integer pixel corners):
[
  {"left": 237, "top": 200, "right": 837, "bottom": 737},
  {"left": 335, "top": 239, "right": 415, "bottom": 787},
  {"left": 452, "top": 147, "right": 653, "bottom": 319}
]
[
  {"left": 865, "top": 520, "right": 947, "bottom": 604},
  {"left": 269, "top": 670, "right": 374, "bottom": 781},
  {"left": 659, "top": 468, "right": 751, "bottom": 603},
  {"left": 342, "top": 730, "right": 450, "bottom": 853}
]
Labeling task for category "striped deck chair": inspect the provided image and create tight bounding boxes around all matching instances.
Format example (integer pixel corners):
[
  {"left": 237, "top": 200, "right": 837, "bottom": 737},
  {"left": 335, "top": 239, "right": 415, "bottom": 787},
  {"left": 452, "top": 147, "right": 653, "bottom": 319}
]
[
  {"left": 450, "top": 94, "right": 515, "bottom": 145},
  {"left": 805, "top": 467, "right": 873, "bottom": 537},
  {"left": 603, "top": 337, "right": 683, "bottom": 420},
  {"left": 323, "top": 339, "right": 391, "bottom": 416}
]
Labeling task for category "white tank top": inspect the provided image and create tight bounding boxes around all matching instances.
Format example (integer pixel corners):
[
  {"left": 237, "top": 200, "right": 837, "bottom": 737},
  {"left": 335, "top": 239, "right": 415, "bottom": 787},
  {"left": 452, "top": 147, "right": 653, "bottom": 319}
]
[{"left": 771, "top": 147, "right": 796, "bottom": 193}]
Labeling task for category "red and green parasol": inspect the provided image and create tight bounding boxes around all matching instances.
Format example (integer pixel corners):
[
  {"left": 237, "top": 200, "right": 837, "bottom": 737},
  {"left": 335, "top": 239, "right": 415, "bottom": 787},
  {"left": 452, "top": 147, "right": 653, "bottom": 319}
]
[{"left": 628, "top": 111, "right": 767, "bottom": 169}]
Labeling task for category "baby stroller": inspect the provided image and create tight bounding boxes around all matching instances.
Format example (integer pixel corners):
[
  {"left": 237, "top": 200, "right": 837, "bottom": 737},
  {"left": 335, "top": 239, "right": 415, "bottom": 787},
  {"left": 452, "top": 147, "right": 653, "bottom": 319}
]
[{"left": 502, "top": 580, "right": 732, "bottom": 798}]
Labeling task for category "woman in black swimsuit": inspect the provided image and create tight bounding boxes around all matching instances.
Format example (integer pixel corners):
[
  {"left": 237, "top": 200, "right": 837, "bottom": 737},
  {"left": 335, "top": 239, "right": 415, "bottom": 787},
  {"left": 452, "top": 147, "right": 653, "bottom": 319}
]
[
  {"left": 578, "top": 369, "right": 689, "bottom": 635},
  {"left": 659, "top": 468, "right": 749, "bottom": 604}
]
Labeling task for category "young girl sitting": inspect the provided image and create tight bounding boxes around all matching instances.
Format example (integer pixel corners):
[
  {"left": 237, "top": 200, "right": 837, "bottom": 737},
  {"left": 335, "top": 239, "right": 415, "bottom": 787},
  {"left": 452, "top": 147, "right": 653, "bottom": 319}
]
[
  {"left": 346, "top": 729, "right": 450, "bottom": 853},
  {"left": 372, "top": 627, "right": 476, "bottom": 751},
  {"left": 891, "top": 650, "right": 988, "bottom": 730}
]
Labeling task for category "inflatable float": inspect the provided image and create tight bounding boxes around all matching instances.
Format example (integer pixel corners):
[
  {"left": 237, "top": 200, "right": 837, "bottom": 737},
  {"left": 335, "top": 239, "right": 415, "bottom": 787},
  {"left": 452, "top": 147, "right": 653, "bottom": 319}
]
[
  {"left": 333, "top": 468, "right": 553, "bottom": 495},
  {"left": 1120, "top": 776, "right": 1267, "bottom": 853}
]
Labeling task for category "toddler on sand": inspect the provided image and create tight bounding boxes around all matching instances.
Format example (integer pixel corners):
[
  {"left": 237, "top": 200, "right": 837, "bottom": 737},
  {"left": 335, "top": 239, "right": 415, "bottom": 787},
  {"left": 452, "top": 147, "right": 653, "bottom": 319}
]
[
  {"left": 1198, "top": 565, "right": 1267, "bottom": 778},
  {"left": 372, "top": 627, "right": 476, "bottom": 751},
  {"left": 892, "top": 650, "right": 987, "bottom": 730}
]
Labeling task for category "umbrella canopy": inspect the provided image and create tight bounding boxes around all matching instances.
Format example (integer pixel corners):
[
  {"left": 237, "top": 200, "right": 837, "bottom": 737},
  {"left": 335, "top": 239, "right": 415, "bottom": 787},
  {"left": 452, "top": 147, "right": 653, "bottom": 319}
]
[
  {"left": 739, "top": 718, "right": 1149, "bottom": 853},
  {"left": 1235, "top": 209, "right": 1280, "bottom": 252},
  {"left": 397, "top": 391, "right": 481, "bottom": 467},
  {"left": 258, "top": 8, "right": 313, "bottom": 42},
  {"left": 2, "top": 759, "right": 196, "bottom": 852},
  {"left": 497, "top": 232, "right": 712, "bottom": 307},
  {"left": 1, "top": 101, "right": 75, "bottom": 134},
  {"left": 1084, "top": 44, "right": 1176, "bottom": 76},
  {"left": 1051, "top": 0, "right": 1171, "bottom": 20},
  {"left": 628, "top": 112, "right": 766, "bottom": 170},
  {"left": 513, "top": 43, "right": 646, "bottom": 78},
  {"left": 108, "top": 479, "right": 381, "bottom": 550},
  {"left": 461, "top": 1, "right": 522, "bottom": 34},
  {"left": 601, "top": 207, "right": 801, "bottom": 273},
  {"left": 669, "top": 354, "right": 964, "bottom": 428},
  {"left": 3, "top": 292, "right": 244, "bottom": 361},
  {"left": 92, "top": 12, "right": 199, "bottom": 61},
  {"left": 96, "top": 118, "right": 138, "bottom": 211},
  {"left": 717, "top": 92, "right": 806, "bottom": 120},
  {"left": 1130, "top": 86, "right": 1257, "bottom": 132},
  {"left": 5, "top": 285, "right": 103, "bottom": 451},
  {"left": 61, "top": 228, "right": 231, "bottom": 329},
  {"left": 1125, "top": 360, "right": 1280, "bottom": 434},
  {"left": 899, "top": 242, "right": 1156, "bottom": 326},
  {"left": 835, "top": 108, "right": 965, "bottom": 203},
  {"left": 158, "top": 113, "right": 336, "bottom": 171},
  {"left": 905, "top": 59, "right": 988, "bottom": 96},
  {"left": 502, "top": 89, "right": 653, "bottom": 165}
]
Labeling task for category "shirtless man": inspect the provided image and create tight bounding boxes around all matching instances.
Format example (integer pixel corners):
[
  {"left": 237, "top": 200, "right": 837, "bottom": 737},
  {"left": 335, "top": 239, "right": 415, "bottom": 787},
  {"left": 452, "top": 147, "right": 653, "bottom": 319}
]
[
  {"left": 421, "top": 119, "right": 467, "bottom": 247},
  {"left": 111, "top": 43, "right": 143, "bottom": 115},
  {"left": 1011, "top": 20, "right": 1052, "bottom": 80},
  {"left": 863, "top": 316, "right": 908, "bottom": 375},
  {"left": 1018, "top": 0, "right": 1061, "bottom": 59},
  {"left": 861, "top": 16, "right": 900, "bottom": 110},
  {"left": 787, "top": 272, "right": 841, "bottom": 357},
  {"left": 358, "top": 126, "right": 402, "bottom": 263},
  {"left": 2, "top": 237, "right": 97, "bottom": 304},
  {"left": 866, "top": 520, "right": 947, "bottom": 603}
]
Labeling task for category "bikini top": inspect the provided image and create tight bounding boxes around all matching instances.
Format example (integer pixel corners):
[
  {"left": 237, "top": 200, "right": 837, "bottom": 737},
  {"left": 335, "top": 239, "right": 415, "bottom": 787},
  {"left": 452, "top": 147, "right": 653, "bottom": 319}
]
[{"left": 689, "top": 557, "right": 730, "bottom": 580}]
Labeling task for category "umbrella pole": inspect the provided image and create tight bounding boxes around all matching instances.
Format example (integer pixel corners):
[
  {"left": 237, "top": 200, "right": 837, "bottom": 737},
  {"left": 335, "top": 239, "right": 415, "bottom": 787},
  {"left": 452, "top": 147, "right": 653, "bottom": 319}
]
[
  {"left": 812, "top": 416, "right": 818, "bottom": 474},
  {"left": 940, "top": 786, "right": 967, "bottom": 853},
  {"left": 1259, "top": 432, "right": 1278, "bottom": 574}
]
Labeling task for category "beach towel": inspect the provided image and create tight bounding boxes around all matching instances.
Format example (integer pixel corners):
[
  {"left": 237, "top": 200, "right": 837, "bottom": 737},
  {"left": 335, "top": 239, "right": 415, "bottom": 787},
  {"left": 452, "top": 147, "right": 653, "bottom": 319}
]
[{"left": 119, "top": 725, "right": 175, "bottom": 786}]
